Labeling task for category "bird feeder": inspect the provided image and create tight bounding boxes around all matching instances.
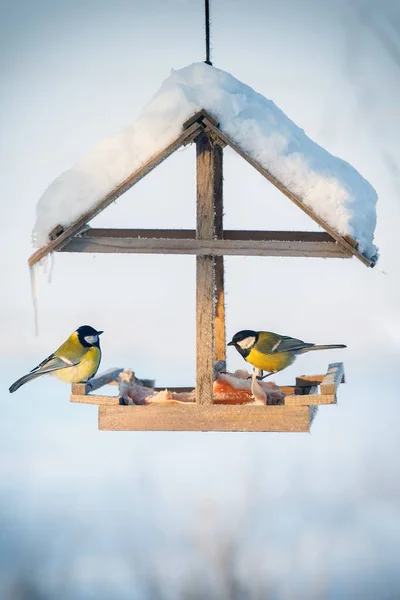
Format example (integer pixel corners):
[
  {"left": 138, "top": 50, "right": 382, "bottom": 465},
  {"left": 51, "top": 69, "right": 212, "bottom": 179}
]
[{"left": 28, "top": 107, "right": 374, "bottom": 431}]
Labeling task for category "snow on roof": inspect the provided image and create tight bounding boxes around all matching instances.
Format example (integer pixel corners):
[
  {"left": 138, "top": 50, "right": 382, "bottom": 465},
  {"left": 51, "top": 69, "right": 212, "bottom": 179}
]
[{"left": 34, "top": 62, "right": 378, "bottom": 258}]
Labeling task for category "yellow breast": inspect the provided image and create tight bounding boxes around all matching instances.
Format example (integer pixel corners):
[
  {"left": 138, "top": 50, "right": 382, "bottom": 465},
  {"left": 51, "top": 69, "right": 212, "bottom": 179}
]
[
  {"left": 52, "top": 347, "right": 101, "bottom": 383},
  {"left": 245, "top": 348, "right": 295, "bottom": 373}
]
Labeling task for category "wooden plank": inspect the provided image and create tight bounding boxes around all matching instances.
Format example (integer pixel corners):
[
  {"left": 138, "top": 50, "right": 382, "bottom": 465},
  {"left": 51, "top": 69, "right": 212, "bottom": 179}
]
[
  {"left": 214, "top": 258, "right": 226, "bottom": 365},
  {"left": 343, "top": 234, "right": 358, "bottom": 248},
  {"left": 98, "top": 404, "right": 311, "bottom": 432},
  {"left": 183, "top": 109, "right": 218, "bottom": 130},
  {"left": 70, "top": 385, "right": 297, "bottom": 405},
  {"left": 71, "top": 368, "right": 124, "bottom": 395},
  {"left": 153, "top": 386, "right": 194, "bottom": 393},
  {"left": 28, "top": 121, "right": 203, "bottom": 267},
  {"left": 320, "top": 362, "right": 345, "bottom": 395},
  {"left": 284, "top": 392, "right": 336, "bottom": 406},
  {"left": 213, "top": 142, "right": 225, "bottom": 367},
  {"left": 49, "top": 224, "right": 64, "bottom": 240},
  {"left": 295, "top": 374, "right": 325, "bottom": 389},
  {"left": 60, "top": 236, "right": 349, "bottom": 258},
  {"left": 196, "top": 256, "right": 214, "bottom": 404},
  {"left": 203, "top": 124, "right": 228, "bottom": 148},
  {"left": 197, "top": 132, "right": 218, "bottom": 239},
  {"left": 280, "top": 385, "right": 297, "bottom": 396},
  {"left": 196, "top": 132, "right": 220, "bottom": 404},
  {"left": 201, "top": 116, "right": 375, "bottom": 268},
  {"left": 70, "top": 394, "right": 120, "bottom": 406},
  {"left": 74, "top": 229, "right": 341, "bottom": 242}
]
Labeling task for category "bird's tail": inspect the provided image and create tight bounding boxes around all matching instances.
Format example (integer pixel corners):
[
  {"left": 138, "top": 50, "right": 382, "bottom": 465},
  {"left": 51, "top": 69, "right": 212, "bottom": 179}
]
[
  {"left": 297, "top": 344, "right": 346, "bottom": 355},
  {"left": 9, "top": 370, "right": 44, "bottom": 393}
]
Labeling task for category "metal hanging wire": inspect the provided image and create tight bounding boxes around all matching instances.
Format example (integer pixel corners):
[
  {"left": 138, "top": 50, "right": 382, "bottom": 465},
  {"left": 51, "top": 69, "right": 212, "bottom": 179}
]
[{"left": 204, "top": 0, "right": 212, "bottom": 65}]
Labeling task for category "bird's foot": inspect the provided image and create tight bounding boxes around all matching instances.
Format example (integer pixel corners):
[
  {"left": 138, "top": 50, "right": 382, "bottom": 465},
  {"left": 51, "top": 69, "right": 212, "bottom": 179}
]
[
  {"left": 257, "top": 372, "right": 274, "bottom": 381},
  {"left": 247, "top": 368, "right": 268, "bottom": 381}
]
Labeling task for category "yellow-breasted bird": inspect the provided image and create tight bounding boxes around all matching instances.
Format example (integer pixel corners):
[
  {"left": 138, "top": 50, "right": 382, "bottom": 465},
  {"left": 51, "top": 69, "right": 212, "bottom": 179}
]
[
  {"left": 228, "top": 330, "right": 346, "bottom": 378},
  {"left": 9, "top": 325, "right": 103, "bottom": 393}
]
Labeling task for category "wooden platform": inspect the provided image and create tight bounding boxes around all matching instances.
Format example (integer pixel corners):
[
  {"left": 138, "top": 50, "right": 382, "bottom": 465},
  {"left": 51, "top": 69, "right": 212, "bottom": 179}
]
[{"left": 70, "top": 363, "right": 345, "bottom": 432}]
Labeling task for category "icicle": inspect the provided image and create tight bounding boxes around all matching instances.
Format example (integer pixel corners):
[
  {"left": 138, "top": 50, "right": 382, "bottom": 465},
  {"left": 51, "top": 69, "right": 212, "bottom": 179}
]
[
  {"left": 29, "top": 264, "right": 39, "bottom": 336},
  {"left": 42, "top": 254, "right": 48, "bottom": 275},
  {"left": 48, "top": 252, "right": 55, "bottom": 284}
]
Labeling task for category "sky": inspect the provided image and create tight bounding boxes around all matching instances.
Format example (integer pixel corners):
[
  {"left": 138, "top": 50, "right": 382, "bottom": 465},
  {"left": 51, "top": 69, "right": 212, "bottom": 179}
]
[{"left": 1, "top": 0, "right": 400, "bottom": 598}]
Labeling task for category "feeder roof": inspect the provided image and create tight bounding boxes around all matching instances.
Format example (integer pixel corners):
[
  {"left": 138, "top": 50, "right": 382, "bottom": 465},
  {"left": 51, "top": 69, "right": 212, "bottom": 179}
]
[{"left": 33, "top": 62, "right": 378, "bottom": 261}]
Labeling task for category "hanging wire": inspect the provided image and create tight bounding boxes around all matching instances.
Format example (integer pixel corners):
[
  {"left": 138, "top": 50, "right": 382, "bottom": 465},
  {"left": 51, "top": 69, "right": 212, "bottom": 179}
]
[{"left": 204, "top": 0, "right": 212, "bottom": 65}]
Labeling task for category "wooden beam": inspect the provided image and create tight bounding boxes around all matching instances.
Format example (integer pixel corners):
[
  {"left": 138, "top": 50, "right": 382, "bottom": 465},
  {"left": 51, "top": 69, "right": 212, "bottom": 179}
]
[
  {"left": 320, "top": 362, "right": 345, "bottom": 395},
  {"left": 201, "top": 115, "right": 375, "bottom": 268},
  {"left": 182, "top": 109, "right": 219, "bottom": 130},
  {"left": 60, "top": 232, "right": 349, "bottom": 258},
  {"left": 214, "top": 259, "right": 226, "bottom": 363},
  {"left": 284, "top": 391, "right": 336, "bottom": 406},
  {"left": 71, "top": 394, "right": 120, "bottom": 406},
  {"left": 28, "top": 121, "right": 203, "bottom": 267},
  {"left": 213, "top": 143, "right": 225, "bottom": 367},
  {"left": 59, "top": 228, "right": 344, "bottom": 242},
  {"left": 70, "top": 385, "right": 298, "bottom": 406},
  {"left": 98, "top": 404, "right": 311, "bottom": 432},
  {"left": 49, "top": 224, "right": 64, "bottom": 240},
  {"left": 196, "top": 132, "right": 221, "bottom": 404},
  {"left": 153, "top": 386, "right": 194, "bottom": 393},
  {"left": 71, "top": 368, "right": 124, "bottom": 395},
  {"left": 295, "top": 374, "right": 325, "bottom": 389}
]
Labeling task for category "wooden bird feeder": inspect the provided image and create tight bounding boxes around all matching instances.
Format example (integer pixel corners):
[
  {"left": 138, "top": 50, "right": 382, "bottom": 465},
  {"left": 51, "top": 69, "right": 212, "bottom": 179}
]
[{"left": 29, "top": 110, "right": 365, "bottom": 432}]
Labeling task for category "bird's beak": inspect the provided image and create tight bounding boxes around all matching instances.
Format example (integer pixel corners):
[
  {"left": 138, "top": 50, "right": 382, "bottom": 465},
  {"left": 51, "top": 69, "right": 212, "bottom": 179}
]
[
  {"left": 97, "top": 330, "right": 104, "bottom": 335},
  {"left": 227, "top": 341, "right": 234, "bottom": 346}
]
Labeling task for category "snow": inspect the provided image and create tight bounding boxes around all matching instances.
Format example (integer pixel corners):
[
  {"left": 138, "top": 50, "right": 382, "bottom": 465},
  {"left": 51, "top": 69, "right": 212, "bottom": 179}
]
[{"left": 34, "top": 62, "right": 378, "bottom": 259}]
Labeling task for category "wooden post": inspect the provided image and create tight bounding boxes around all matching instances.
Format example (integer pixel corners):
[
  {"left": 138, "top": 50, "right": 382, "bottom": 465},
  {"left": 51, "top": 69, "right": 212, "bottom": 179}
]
[
  {"left": 196, "top": 132, "right": 224, "bottom": 404},
  {"left": 196, "top": 255, "right": 214, "bottom": 404},
  {"left": 213, "top": 144, "right": 226, "bottom": 367}
]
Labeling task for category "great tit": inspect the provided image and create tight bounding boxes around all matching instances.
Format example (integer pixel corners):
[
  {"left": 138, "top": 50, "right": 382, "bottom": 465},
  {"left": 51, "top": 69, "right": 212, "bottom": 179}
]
[
  {"left": 228, "top": 330, "right": 346, "bottom": 378},
  {"left": 9, "top": 325, "right": 103, "bottom": 393}
]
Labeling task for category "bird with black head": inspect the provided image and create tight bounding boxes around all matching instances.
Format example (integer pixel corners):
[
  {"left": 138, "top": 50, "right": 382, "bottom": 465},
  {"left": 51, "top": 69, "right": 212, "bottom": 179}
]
[{"left": 9, "top": 325, "right": 103, "bottom": 393}]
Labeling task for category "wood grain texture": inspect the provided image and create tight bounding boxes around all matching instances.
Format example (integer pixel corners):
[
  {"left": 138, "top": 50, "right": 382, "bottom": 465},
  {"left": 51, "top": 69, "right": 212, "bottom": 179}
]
[
  {"left": 195, "top": 132, "right": 222, "bottom": 405},
  {"left": 280, "top": 385, "right": 297, "bottom": 396},
  {"left": 70, "top": 394, "right": 119, "bottom": 405},
  {"left": 69, "top": 385, "right": 297, "bottom": 406},
  {"left": 98, "top": 404, "right": 311, "bottom": 432},
  {"left": 343, "top": 235, "right": 358, "bottom": 248},
  {"left": 49, "top": 224, "right": 64, "bottom": 240},
  {"left": 196, "top": 254, "right": 214, "bottom": 404},
  {"left": 201, "top": 116, "right": 375, "bottom": 267},
  {"left": 28, "top": 121, "right": 202, "bottom": 267},
  {"left": 183, "top": 109, "right": 218, "bottom": 130},
  {"left": 60, "top": 236, "right": 348, "bottom": 258},
  {"left": 71, "top": 368, "right": 124, "bottom": 395},
  {"left": 196, "top": 132, "right": 219, "bottom": 239},
  {"left": 214, "top": 257, "right": 226, "bottom": 365},
  {"left": 73, "top": 229, "right": 341, "bottom": 242},
  {"left": 284, "top": 392, "right": 336, "bottom": 406},
  {"left": 295, "top": 374, "right": 325, "bottom": 389},
  {"left": 320, "top": 362, "right": 345, "bottom": 395},
  {"left": 213, "top": 142, "right": 225, "bottom": 366}
]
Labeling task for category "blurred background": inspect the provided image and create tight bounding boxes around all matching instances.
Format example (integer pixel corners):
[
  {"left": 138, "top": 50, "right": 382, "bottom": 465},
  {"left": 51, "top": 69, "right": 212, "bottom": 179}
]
[{"left": 1, "top": 0, "right": 400, "bottom": 597}]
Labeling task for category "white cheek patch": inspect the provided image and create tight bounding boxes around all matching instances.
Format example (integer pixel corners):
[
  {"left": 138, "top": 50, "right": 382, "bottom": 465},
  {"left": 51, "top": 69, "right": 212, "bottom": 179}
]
[
  {"left": 237, "top": 336, "right": 256, "bottom": 350},
  {"left": 84, "top": 335, "right": 98, "bottom": 345}
]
